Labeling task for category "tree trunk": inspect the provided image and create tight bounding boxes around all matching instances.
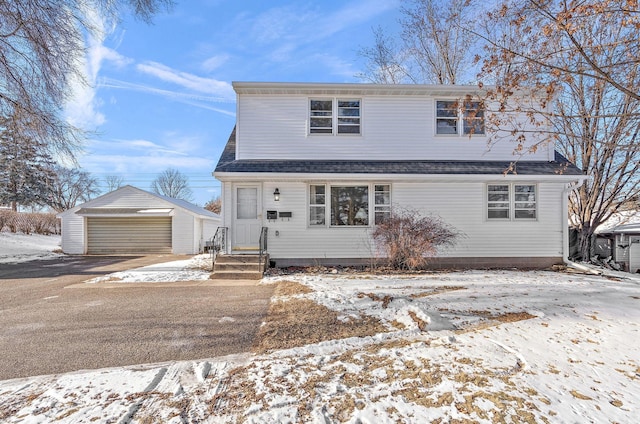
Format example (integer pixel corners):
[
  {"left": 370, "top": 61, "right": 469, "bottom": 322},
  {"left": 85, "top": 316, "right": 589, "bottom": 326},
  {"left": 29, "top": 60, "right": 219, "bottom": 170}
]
[{"left": 578, "top": 225, "right": 595, "bottom": 261}]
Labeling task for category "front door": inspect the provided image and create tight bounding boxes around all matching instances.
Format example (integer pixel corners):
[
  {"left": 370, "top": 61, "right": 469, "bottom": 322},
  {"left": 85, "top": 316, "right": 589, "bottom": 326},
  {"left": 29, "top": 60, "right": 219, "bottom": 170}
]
[{"left": 233, "top": 185, "right": 261, "bottom": 251}]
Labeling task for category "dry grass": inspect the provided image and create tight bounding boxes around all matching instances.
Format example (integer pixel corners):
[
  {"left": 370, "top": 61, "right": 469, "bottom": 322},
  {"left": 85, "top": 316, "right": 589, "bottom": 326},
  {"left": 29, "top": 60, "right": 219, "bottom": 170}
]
[
  {"left": 456, "top": 310, "right": 537, "bottom": 333},
  {"left": 273, "top": 280, "right": 314, "bottom": 296},
  {"left": 253, "top": 282, "right": 386, "bottom": 353},
  {"left": 409, "top": 285, "right": 466, "bottom": 298}
]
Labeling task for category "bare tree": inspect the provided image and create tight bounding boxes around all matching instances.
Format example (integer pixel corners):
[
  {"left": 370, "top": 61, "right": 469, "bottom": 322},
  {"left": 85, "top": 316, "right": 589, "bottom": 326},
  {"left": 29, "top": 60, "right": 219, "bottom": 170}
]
[
  {"left": 204, "top": 196, "right": 222, "bottom": 214},
  {"left": 0, "top": 0, "right": 173, "bottom": 161},
  {"left": 358, "top": 0, "right": 479, "bottom": 84},
  {"left": 358, "top": 26, "right": 414, "bottom": 84},
  {"left": 151, "top": 168, "right": 193, "bottom": 201},
  {"left": 48, "top": 166, "right": 101, "bottom": 212},
  {"left": 478, "top": 0, "right": 640, "bottom": 260},
  {"left": 104, "top": 175, "right": 125, "bottom": 192}
]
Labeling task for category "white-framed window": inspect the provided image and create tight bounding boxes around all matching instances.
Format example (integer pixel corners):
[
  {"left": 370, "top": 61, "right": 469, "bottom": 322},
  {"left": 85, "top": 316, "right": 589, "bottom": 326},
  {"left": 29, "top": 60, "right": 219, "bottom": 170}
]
[
  {"left": 331, "top": 186, "right": 369, "bottom": 226},
  {"left": 374, "top": 184, "right": 391, "bottom": 224},
  {"left": 309, "top": 184, "right": 326, "bottom": 226},
  {"left": 436, "top": 99, "right": 485, "bottom": 135},
  {"left": 310, "top": 100, "right": 333, "bottom": 134},
  {"left": 308, "top": 183, "right": 390, "bottom": 227},
  {"left": 487, "top": 183, "right": 537, "bottom": 220},
  {"left": 309, "top": 98, "right": 361, "bottom": 135}
]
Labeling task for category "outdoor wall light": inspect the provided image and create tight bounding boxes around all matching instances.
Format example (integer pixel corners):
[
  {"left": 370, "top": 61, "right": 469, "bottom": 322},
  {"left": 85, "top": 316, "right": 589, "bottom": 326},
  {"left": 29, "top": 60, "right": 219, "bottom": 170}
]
[{"left": 273, "top": 188, "right": 280, "bottom": 201}]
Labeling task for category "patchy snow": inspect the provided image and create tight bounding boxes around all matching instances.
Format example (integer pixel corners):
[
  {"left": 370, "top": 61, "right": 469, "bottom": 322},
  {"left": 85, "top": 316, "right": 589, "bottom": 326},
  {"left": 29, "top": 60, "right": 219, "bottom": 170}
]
[
  {"left": 85, "top": 254, "right": 212, "bottom": 283},
  {"left": 0, "top": 232, "right": 61, "bottom": 263},
  {"left": 1, "top": 269, "right": 639, "bottom": 423}
]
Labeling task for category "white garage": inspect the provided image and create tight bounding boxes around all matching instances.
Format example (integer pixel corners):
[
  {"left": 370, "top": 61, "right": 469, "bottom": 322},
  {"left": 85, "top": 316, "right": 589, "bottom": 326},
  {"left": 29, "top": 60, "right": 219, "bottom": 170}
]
[{"left": 58, "top": 186, "right": 220, "bottom": 255}]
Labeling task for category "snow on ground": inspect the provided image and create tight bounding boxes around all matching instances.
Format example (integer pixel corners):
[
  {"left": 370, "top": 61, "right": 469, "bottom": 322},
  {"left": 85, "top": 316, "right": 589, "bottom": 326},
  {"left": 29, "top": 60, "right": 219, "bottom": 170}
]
[
  {"left": 1, "top": 269, "right": 639, "bottom": 423},
  {"left": 84, "top": 254, "right": 212, "bottom": 283},
  {"left": 0, "top": 232, "right": 61, "bottom": 263}
]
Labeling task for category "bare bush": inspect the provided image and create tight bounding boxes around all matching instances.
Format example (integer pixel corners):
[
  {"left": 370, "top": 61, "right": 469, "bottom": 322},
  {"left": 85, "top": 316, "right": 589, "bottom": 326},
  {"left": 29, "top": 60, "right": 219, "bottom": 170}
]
[
  {"left": 0, "top": 209, "right": 11, "bottom": 231},
  {"left": 371, "top": 208, "right": 460, "bottom": 270},
  {"left": 0, "top": 210, "right": 60, "bottom": 234}
]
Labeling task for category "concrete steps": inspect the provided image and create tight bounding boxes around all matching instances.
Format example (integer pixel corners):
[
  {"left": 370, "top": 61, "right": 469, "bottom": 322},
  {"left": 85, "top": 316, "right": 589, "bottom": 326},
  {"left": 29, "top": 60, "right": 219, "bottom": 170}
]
[{"left": 210, "top": 254, "right": 267, "bottom": 280}]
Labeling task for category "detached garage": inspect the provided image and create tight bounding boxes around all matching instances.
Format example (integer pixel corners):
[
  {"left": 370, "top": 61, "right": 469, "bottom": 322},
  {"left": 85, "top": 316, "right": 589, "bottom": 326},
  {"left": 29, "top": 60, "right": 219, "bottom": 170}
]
[{"left": 58, "top": 186, "right": 220, "bottom": 255}]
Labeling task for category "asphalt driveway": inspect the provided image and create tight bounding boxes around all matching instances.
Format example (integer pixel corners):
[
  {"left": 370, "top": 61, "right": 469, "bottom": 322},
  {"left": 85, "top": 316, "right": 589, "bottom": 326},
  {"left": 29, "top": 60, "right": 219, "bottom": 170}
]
[{"left": 0, "top": 255, "right": 275, "bottom": 380}]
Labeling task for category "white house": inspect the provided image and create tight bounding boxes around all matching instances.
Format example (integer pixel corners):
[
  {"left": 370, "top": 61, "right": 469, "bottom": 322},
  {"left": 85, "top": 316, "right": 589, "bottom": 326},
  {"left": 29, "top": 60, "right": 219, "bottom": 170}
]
[
  {"left": 58, "top": 185, "right": 220, "bottom": 255},
  {"left": 213, "top": 82, "right": 587, "bottom": 268}
]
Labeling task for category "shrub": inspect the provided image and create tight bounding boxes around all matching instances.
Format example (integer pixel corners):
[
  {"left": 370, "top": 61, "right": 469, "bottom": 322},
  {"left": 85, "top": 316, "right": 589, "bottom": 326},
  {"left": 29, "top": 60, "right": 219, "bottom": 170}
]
[
  {"left": 0, "top": 210, "right": 60, "bottom": 235},
  {"left": 371, "top": 208, "right": 461, "bottom": 270}
]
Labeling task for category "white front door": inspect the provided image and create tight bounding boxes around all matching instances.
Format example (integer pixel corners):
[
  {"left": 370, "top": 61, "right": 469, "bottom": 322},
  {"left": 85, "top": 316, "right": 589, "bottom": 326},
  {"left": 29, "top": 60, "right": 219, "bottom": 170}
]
[{"left": 233, "top": 185, "right": 261, "bottom": 250}]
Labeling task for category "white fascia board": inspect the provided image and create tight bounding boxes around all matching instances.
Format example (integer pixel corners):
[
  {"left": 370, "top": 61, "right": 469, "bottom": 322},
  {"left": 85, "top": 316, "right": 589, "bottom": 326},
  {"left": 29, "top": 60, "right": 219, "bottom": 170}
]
[
  {"left": 232, "top": 82, "right": 491, "bottom": 97},
  {"left": 214, "top": 172, "right": 589, "bottom": 183}
]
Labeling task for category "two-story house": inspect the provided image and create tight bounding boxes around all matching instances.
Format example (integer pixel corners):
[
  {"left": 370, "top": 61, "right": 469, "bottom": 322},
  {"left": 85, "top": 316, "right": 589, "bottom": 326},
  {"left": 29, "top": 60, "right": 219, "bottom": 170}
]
[{"left": 213, "top": 82, "right": 587, "bottom": 269}]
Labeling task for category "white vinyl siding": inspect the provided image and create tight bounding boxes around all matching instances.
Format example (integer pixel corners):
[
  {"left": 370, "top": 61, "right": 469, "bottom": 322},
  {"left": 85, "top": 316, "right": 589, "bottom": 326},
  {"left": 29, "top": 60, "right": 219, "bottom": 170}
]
[
  {"left": 235, "top": 95, "right": 552, "bottom": 161},
  {"left": 60, "top": 213, "right": 85, "bottom": 254},
  {"left": 231, "top": 180, "right": 563, "bottom": 261}
]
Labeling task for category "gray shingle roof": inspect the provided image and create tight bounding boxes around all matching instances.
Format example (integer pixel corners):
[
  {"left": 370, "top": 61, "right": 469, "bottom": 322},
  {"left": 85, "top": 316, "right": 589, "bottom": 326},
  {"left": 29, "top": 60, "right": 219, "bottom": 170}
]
[{"left": 215, "top": 127, "right": 583, "bottom": 176}]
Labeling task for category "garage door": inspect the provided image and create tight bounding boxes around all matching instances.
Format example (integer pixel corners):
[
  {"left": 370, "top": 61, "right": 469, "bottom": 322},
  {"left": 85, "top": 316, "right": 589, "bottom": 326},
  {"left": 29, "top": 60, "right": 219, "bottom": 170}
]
[{"left": 87, "top": 217, "right": 172, "bottom": 254}]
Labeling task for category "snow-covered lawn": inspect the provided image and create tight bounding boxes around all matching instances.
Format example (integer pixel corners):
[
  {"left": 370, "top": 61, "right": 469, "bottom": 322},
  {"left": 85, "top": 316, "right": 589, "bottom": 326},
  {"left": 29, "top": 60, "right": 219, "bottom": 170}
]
[
  {"left": 0, "top": 232, "right": 61, "bottom": 263},
  {"left": 1, "top": 269, "right": 638, "bottom": 423}
]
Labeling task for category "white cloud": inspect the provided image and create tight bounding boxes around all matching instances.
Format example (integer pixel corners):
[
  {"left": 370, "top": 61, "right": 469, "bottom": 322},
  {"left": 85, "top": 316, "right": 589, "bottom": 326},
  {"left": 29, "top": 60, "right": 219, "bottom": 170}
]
[
  {"left": 247, "top": 0, "right": 399, "bottom": 57},
  {"left": 136, "top": 61, "right": 235, "bottom": 99},
  {"left": 100, "top": 78, "right": 236, "bottom": 116},
  {"left": 201, "top": 54, "right": 230, "bottom": 72},
  {"left": 113, "top": 138, "right": 188, "bottom": 156},
  {"left": 65, "top": 9, "right": 131, "bottom": 130}
]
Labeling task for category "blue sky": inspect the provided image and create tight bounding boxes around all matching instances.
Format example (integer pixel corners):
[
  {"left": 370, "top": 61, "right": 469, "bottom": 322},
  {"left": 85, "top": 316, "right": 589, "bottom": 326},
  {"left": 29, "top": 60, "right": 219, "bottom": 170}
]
[{"left": 65, "top": 0, "right": 401, "bottom": 206}]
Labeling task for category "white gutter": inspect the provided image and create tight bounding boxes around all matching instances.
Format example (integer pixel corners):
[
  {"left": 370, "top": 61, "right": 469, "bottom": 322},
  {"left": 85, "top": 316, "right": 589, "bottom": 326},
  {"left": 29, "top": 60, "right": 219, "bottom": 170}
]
[{"left": 561, "top": 177, "right": 599, "bottom": 273}]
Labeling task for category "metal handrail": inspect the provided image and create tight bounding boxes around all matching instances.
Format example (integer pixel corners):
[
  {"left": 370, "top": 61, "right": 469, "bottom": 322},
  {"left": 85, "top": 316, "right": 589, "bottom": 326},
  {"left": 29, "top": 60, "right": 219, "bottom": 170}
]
[
  {"left": 259, "top": 226, "right": 268, "bottom": 270},
  {"left": 210, "top": 226, "right": 228, "bottom": 270}
]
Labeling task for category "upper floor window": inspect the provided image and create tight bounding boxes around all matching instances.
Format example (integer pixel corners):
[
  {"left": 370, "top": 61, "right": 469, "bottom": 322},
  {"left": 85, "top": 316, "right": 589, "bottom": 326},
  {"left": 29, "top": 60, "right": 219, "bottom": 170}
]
[
  {"left": 310, "top": 99, "right": 360, "bottom": 135},
  {"left": 436, "top": 99, "right": 485, "bottom": 136},
  {"left": 310, "top": 100, "right": 333, "bottom": 134}
]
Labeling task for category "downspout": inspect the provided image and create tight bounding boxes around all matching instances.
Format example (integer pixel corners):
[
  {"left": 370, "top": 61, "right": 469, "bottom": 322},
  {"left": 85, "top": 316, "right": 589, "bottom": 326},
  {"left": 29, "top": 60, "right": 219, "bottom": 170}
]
[{"left": 562, "top": 178, "right": 599, "bottom": 273}]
